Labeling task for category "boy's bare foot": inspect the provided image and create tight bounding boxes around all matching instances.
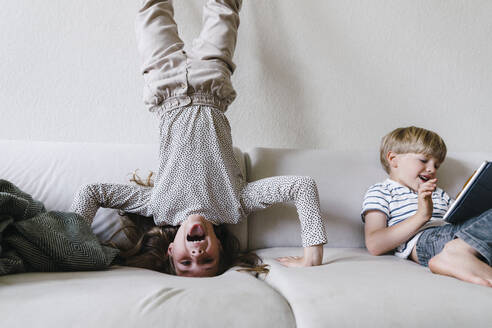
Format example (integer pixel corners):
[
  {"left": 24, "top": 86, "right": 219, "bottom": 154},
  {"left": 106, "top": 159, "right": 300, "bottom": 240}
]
[{"left": 428, "top": 238, "right": 492, "bottom": 287}]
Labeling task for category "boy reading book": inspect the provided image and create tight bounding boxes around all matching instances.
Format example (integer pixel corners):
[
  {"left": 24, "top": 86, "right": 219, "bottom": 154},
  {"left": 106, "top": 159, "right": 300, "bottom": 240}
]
[{"left": 362, "top": 126, "right": 492, "bottom": 287}]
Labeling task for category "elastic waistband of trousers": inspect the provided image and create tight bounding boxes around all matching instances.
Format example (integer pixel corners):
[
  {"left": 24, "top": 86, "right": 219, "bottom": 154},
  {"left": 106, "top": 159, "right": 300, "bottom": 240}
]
[{"left": 156, "top": 93, "right": 232, "bottom": 113}]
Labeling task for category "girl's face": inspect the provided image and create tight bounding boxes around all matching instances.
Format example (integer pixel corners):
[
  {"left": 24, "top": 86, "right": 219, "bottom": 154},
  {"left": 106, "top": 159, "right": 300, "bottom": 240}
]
[
  {"left": 388, "top": 152, "right": 441, "bottom": 192},
  {"left": 167, "top": 215, "right": 222, "bottom": 277}
]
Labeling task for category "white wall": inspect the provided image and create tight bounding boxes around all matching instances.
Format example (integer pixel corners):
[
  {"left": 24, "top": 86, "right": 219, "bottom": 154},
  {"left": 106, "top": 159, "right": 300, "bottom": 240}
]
[{"left": 1, "top": 0, "right": 491, "bottom": 153}]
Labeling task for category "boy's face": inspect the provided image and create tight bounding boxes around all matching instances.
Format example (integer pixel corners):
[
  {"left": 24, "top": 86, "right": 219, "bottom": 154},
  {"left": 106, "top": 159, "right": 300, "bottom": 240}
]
[{"left": 387, "top": 152, "right": 441, "bottom": 192}]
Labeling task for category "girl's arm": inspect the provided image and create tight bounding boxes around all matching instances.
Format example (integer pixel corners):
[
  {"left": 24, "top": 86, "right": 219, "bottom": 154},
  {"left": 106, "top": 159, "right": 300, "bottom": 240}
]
[
  {"left": 364, "top": 179, "right": 436, "bottom": 255},
  {"left": 241, "top": 176, "right": 327, "bottom": 267},
  {"left": 70, "top": 183, "right": 153, "bottom": 223}
]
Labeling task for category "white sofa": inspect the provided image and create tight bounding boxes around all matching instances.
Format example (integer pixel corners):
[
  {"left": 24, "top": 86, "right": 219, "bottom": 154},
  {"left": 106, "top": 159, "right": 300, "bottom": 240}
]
[{"left": 1, "top": 140, "right": 491, "bottom": 328}]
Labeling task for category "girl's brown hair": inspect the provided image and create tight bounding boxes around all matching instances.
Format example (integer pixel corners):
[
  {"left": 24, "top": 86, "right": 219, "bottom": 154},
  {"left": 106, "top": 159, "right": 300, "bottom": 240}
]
[{"left": 107, "top": 213, "right": 269, "bottom": 276}]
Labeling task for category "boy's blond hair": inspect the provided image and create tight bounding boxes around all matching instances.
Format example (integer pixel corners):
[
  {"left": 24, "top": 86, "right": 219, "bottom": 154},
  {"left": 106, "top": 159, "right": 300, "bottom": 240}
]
[{"left": 380, "top": 126, "right": 447, "bottom": 173}]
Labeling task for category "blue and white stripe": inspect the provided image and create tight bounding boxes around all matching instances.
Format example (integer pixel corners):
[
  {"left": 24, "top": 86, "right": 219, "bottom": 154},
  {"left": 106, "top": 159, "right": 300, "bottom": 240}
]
[{"left": 361, "top": 179, "right": 452, "bottom": 258}]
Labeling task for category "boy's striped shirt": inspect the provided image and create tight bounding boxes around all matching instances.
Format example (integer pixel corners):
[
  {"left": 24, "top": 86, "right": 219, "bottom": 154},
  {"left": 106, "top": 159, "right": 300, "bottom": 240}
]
[{"left": 361, "top": 179, "right": 453, "bottom": 259}]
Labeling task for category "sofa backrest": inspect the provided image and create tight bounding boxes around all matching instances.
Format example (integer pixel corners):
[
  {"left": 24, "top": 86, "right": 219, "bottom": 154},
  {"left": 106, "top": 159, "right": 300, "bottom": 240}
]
[
  {"left": 1, "top": 140, "right": 490, "bottom": 250},
  {"left": 0, "top": 140, "right": 247, "bottom": 249},
  {"left": 245, "top": 147, "right": 492, "bottom": 249}
]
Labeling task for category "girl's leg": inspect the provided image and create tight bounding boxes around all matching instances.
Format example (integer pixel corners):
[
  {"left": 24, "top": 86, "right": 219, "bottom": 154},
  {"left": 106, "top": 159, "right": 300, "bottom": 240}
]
[
  {"left": 136, "top": 0, "right": 188, "bottom": 108},
  {"left": 188, "top": 0, "right": 242, "bottom": 73},
  {"left": 428, "top": 209, "right": 492, "bottom": 287}
]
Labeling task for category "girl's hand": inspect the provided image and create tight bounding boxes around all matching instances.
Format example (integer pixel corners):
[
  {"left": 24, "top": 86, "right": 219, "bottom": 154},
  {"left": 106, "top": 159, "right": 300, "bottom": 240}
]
[
  {"left": 276, "top": 245, "right": 323, "bottom": 267},
  {"left": 417, "top": 178, "right": 437, "bottom": 220}
]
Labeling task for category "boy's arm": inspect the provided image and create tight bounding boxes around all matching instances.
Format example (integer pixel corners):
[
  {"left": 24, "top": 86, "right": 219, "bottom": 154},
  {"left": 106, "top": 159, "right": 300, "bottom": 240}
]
[
  {"left": 364, "top": 179, "right": 436, "bottom": 255},
  {"left": 364, "top": 210, "right": 429, "bottom": 255}
]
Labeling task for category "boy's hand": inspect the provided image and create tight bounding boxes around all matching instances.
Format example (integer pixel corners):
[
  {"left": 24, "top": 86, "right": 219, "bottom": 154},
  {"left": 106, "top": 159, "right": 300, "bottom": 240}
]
[
  {"left": 417, "top": 178, "right": 437, "bottom": 220},
  {"left": 276, "top": 245, "right": 323, "bottom": 267}
]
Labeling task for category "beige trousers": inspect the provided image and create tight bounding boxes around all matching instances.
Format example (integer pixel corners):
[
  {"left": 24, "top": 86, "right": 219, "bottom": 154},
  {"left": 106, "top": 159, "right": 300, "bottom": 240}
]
[{"left": 135, "top": 0, "right": 242, "bottom": 113}]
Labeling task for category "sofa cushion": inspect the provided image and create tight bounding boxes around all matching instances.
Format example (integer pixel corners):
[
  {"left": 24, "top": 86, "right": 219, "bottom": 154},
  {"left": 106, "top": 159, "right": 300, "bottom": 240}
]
[
  {"left": 245, "top": 148, "right": 492, "bottom": 249},
  {"left": 0, "top": 140, "right": 248, "bottom": 250},
  {"left": 0, "top": 266, "right": 295, "bottom": 328},
  {"left": 257, "top": 247, "right": 492, "bottom": 328}
]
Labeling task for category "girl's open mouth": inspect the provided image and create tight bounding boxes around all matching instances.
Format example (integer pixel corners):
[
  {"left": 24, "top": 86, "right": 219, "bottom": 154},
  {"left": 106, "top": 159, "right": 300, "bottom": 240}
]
[{"left": 187, "top": 223, "right": 206, "bottom": 242}]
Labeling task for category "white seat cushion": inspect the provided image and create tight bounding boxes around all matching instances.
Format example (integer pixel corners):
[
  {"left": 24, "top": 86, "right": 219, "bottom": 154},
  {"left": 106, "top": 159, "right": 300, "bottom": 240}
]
[
  {"left": 0, "top": 267, "right": 295, "bottom": 328},
  {"left": 256, "top": 247, "right": 492, "bottom": 328}
]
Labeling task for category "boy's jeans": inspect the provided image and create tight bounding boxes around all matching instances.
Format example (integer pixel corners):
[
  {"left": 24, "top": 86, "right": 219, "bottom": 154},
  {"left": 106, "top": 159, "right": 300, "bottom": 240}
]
[{"left": 416, "top": 208, "right": 492, "bottom": 267}]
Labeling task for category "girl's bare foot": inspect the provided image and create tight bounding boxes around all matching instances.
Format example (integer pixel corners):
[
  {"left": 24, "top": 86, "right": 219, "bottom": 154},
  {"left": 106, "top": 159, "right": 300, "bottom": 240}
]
[{"left": 428, "top": 238, "right": 492, "bottom": 287}]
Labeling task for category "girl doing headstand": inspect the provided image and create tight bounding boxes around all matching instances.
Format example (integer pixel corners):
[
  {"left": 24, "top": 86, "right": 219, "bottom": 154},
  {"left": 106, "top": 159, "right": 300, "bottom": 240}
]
[{"left": 71, "top": 0, "right": 327, "bottom": 277}]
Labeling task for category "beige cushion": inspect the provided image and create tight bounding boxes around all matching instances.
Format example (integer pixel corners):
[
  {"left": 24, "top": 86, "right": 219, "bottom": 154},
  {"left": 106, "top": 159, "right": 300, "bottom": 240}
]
[
  {"left": 245, "top": 148, "right": 492, "bottom": 249},
  {"left": 257, "top": 247, "right": 492, "bottom": 328},
  {"left": 0, "top": 140, "right": 248, "bottom": 250},
  {"left": 0, "top": 267, "right": 294, "bottom": 328}
]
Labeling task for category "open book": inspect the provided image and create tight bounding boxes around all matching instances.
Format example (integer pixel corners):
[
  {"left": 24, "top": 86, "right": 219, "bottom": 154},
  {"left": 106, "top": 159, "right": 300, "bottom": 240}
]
[{"left": 443, "top": 161, "right": 492, "bottom": 224}]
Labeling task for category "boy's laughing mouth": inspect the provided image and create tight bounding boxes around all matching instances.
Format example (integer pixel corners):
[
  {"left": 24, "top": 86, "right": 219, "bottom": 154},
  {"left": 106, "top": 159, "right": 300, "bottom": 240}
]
[{"left": 418, "top": 175, "right": 430, "bottom": 182}]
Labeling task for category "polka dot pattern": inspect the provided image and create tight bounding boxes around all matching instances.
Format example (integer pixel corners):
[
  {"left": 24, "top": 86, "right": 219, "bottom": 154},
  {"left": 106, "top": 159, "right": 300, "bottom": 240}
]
[
  {"left": 70, "top": 152, "right": 327, "bottom": 247},
  {"left": 241, "top": 176, "right": 327, "bottom": 247},
  {"left": 70, "top": 0, "right": 326, "bottom": 248},
  {"left": 149, "top": 104, "right": 246, "bottom": 227}
]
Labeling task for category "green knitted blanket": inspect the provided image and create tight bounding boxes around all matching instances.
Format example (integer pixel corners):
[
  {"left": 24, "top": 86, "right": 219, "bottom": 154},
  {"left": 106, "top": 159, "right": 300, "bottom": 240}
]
[{"left": 0, "top": 179, "right": 119, "bottom": 275}]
